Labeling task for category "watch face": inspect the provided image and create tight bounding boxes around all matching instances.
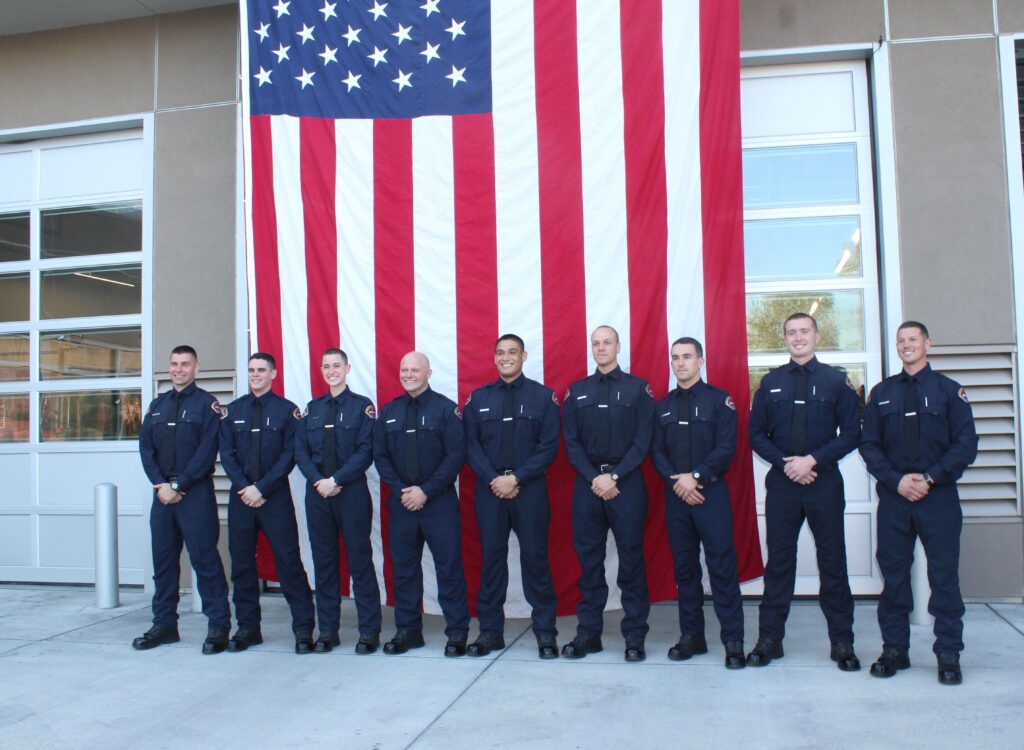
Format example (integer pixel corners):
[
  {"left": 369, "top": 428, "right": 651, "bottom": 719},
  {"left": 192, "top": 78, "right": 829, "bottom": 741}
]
[{"left": 692, "top": 472, "right": 701, "bottom": 481}]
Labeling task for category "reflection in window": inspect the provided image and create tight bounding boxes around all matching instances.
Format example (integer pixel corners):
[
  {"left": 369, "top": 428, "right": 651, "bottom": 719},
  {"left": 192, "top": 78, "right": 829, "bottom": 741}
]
[
  {"left": 41, "top": 328, "right": 142, "bottom": 380},
  {"left": 743, "top": 144, "right": 858, "bottom": 209},
  {"left": 749, "top": 363, "right": 867, "bottom": 407},
  {"left": 744, "top": 216, "right": 862, "bottom": 282},
  {"left": 40, "top": 265, "right": 141, "bottom": 320},
  {"left": 0, "top": 393, "right": 30, "bottom": 442},
  {"left": 0, "top": 213, "right": 30, "bottom": 262},
  {"left": 41, "top": 202, "right": 142, "bottom": 259},
  {"left": 746, "top": 290, "right": 865, "bottom": 354},
  {"left": 0, "top": 333, "right": 30, "bottom": 381},
  {"left": 40, "top": 390, "right": 142, "bottom": 441},
  {"left": 0, "top": 274, "right": 29, "bottom": 323}
]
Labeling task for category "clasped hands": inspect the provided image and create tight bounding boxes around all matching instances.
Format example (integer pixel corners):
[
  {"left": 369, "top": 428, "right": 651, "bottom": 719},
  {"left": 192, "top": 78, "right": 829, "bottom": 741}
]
[{"left": 783, "top": 455, "right": 818, "bottom": 485}]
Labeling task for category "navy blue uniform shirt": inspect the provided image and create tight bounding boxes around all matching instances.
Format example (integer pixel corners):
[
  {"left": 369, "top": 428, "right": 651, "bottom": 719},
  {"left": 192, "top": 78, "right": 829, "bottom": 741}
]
[
  {"left": 464, "top": 374, "right": 560, "bottom": 484},
  {"left": 219, "top": 390, "right": 300, "bottom": 495},
  {"left": 563, "top": 366, "right": 655, "bottom": 482},
  {"left": 860, "top": 363, "right": 978, "bottom": 490},
  {"left": 651, "top": 380, "right": 737, "bottom": 485},
  {"left": 374, "top": 387, "right": 466, "bottom": 499},
  {"left": 749, "top": 357, "right": 861, "bottom": 470},
  {"left": 295, "top": 388, "right": 375, "bottom": 486},
  {"left": 140, "top": 382, "right": 224, "bottom": 491}
]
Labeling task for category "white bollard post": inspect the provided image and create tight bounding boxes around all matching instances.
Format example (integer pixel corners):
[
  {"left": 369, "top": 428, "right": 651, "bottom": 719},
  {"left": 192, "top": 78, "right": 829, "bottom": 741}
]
[
  {"left": 94, "top": 483, "right": 120, "bottom": 609},
  {"left": 910, "top": 538, "right": 933, "bottom": 626}
]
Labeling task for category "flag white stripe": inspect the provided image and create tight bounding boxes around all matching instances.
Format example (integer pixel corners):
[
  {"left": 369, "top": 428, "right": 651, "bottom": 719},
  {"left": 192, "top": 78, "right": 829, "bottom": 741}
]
[
  {"left": 491, "top": 0, "right": 545, "bottom": 382},
  {"left": 577, "top": 0, "right": 631, "bottom": 369},
  {"left": 663, "top": 0, "right": 706, "bottom": 388}
]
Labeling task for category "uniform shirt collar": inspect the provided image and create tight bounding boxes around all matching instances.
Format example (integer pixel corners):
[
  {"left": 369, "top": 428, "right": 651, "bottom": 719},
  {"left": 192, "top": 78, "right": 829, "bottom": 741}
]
[
  {"left": 170, "top": 382, "right": 196, "bottom": 398},
  {"left": 252, "top": 390, "right": 274, "bottom": 405},
  {"left": 595, "top": 365, "right": 623, "bottom": 380},
  {"left": 675, "top": 379, "right": 706, "bottom": 397},
  {"left": 786, "top": 357, "right": 818, "bottom": 373},
  {"left": 407, "top": 386, "right": 433, "bottom": 406},
  {"left": 902, "top": 362, "right": 933, "bottom": 385},
  {"left": 498, "top": 374, "right": 526, "bottom": 390}
]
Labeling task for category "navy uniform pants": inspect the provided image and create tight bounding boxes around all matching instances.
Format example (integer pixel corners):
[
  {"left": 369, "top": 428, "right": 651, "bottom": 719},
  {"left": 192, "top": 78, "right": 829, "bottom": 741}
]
[
  {"left": 572, "top": 471, "right": 650, "bottom": 639},
  {"left": 228, "top": 487, "right": 315, "bottom": 636},
  {"left": 759, "top": 467, "right": 854, "bottom": 643},
  {"left": 150, "top": 479, "right": 230, "bottom": 630},
  {"left": 304, "top": 484, "right": 382, "bottom": 636},
  {"left": 876, "top": 484, "right": 965, "bottom": 654},
  {"left": 474, "top": 478, "right": 558, "bottom": 638},
  {"left": 388, "top": 489, "right": 470, "bottom": 638},
  {"left": 664, "top": 482, "right": 744, "bottom": 644}
]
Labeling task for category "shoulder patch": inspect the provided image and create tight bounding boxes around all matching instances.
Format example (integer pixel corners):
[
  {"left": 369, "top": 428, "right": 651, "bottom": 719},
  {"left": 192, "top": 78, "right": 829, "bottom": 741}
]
[
  {"left": 454, "top": 405, "right": 463, "bottom": 420},
  {"left": 644, "top": 383, "right": 654, "bottom": 399},
  {"left": 292, "top": 407, "right": 302, "bottom": 420},
  {"left": 365, "top": 403, "right": 377, "bottom": 420},
  {"left": 724, "top": 395, "right": 736, "bottom": 411},
  {"left": 212, "top": 401, "right": 228, "bottom": 420},
  {"left": 551, "top": 391, "right": 559, "bottom": 406},
  {"left": 958, "top": 387, "right": 970, "bottom": 403}
]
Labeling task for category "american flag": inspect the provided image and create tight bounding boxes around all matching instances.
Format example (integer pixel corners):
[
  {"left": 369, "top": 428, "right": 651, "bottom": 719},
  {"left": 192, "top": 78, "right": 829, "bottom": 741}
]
[{"left": 241, "top": 0, "right": 763, "bottom": 616}]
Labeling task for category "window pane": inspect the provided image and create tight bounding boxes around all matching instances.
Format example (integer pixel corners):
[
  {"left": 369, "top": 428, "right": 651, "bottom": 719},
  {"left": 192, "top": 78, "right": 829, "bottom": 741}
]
[
  {"left": 0, "top": 393, "right": 30, "bottom": 442},
  {"left": 40, "top": 202, "right": 142, "bottom": 259},
  {"left": 743, "top": 144, "right": 858, "bottom": 209},
  {"left": 749, "top": 362, "right": 867, "bottom": 406},
  {"left": 40, "top": 389, "right": 142, "bottom": 441},
  {"left": 746, "top": 290, "right": 865, "bottom": 354},
  {"left": 744, "top": 216, "right": 862, "bottom": 282},
  {"left": 41, "top": 328, "right": 142, "bottom": 380},
  {"left": 0, "top": 333, "right": 30, "bottom": 381},
  {"left": 0, "top": 273, "right": 29, "bottom": 322},
  {"left": 0, "top": 213, "right": 30, "bottom": 262},
  {"left": 40, "top": 265, "right": 141, "bottom": 319}
]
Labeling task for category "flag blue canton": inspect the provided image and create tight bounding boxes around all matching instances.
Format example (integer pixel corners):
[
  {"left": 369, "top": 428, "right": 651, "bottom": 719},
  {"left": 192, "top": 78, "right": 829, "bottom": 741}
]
[{"left": 248, "top": 0, "right": 492, "bottom": 119}]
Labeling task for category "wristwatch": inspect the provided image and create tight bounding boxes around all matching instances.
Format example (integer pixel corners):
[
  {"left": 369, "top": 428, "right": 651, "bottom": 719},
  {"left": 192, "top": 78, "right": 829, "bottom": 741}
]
[
  {"left": 692, "top": 471, "right": 702, "bottom": 482},
  {"left": 170, "top": 480, "right": 180, "bottom": 492},
  {"left": 610, "top": 473, "right": 619, "bottom": 483},
  {"left": 923, "top": 473, "right": 934, "bottom": 487}
]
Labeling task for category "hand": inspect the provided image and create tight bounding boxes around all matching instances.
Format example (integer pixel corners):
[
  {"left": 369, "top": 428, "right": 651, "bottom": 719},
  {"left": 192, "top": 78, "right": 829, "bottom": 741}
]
[
  {"left": 783, "top": 455, "right": 818, "bottom": 485},
  {"left": 400, "top": 486, "right": 428, "bottom": 511},
  {"left": 591, "top": 473, "right": 618, "bottom": 500},
  {"left": 315, "top": 477, "right": 339, "bottom": 498},
  {"left": 239, "top": 485, "right": 266, "bottom": 508},
  {"left": 670, "top": 473, "right": 705, "bottom": 505},
  {"left": 490, "top": 474, "right": 520, "bottom": 499},
  {"left": 898, "top": 473, "right": 930, "bottom": 502},
  {"left": 155, "top": 483, "right": 183, "bottom": 505}
]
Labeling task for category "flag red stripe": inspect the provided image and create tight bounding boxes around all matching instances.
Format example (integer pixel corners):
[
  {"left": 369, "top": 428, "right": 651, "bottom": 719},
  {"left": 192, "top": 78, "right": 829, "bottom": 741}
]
[
  {"left": 452, "top": 113, "right": 500, "bottom": 616},
  {"left": 699, "top": 0, "right": 764, "bottom": 581},
  {"left": 250, "top": 116, "right": 285, "bottom": 395},
  {"left": 533, "top": 0, "right": 587, "bottom": 614},
  {"left": 373, "top": 119, "right": 417, "bottom": 603},
  {"left": 619, "top": 0, "right": 675, "bottom": 602},
  {"left": 300, "top": 119, "right": 341, "bottom": 398}
]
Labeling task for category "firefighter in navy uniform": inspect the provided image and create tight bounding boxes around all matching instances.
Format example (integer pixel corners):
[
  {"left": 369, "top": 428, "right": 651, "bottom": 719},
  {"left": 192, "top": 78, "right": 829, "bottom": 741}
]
[
  {"left": 219, "top": 353, "right": 315, "bottom": 654},
  {"left": 295, "top": 348, "right": 382, "bottom": 655},
  {"left": 464, "top": 334, "right": 561, "bottom": 659},
  {"left": 860, "top": 321, "right": 978, "bottom": 685},
  {"left": 561, "top": 326, "right": 655, "bottom": 662},
  {"left": 374, "top": 351, "right": 471, "bottom": 656},
  {"left": 134, "top": 345, "right": 231, "bottom": 654},
  {"left": 747, "top": 313, "right": 862, "bottom": 671},
  {"left": 651, "top": 337, "right": 746, "bottom": 669}
]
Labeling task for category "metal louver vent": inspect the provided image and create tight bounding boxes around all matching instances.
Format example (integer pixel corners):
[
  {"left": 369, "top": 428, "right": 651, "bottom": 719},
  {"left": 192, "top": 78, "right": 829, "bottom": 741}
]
[
  {"left": 154, "top": 369, "right": 238, "bottom": 507},
  {"left": 928, "top": 346, "right": 1020, "bottom": 516}
]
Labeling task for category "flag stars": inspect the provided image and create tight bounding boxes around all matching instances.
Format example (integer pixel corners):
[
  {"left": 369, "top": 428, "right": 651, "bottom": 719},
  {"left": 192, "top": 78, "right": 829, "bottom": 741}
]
[
  {"left": 342, "top": 25, "right": 362, "bottom": 46},
  {"left": 319, "top": 44, "right": 338, "bottom": 65},
  {"left": 367, "top": 46, "right": 389, "bottom": 67},
  {"left": 319, "top": 1, "right": 338, "bottom": 21},
  {"left": 393, "top": 69, "right": 413, "bottom": 91},
  {"left": 446, "top": 65, "right": 466, "bottom": 87},
  {"left": 369, "top": 1, "right": 388, "bottom": 21},
  {"left": 272, "top": 0, "right": 290, "bottom": 18},
  {"left": 296, "top": 69, "right": 316, "bottom": 89},
  {"left": 296, "top": 24, "right": 316, "bottom": 44},
  {"left": 272, "top": 43, "right": 291, "bottom": 62},
  {"left": 254, "top": 22, "right": 270, "bottom": 42},
  {"left": 392, "top": 23, "right": 412, "bottom": 45},
  {"left": 446, "top": 19, "right": 466, "bottom": 40},
  {"left": 342, "top": 70, "right": 362, "bottom": 92},
  {"left": 421, "top": 0, "right": 440, "bottom": 17},
  {"left": 254, "top": 66, "right": 273, "bottom": 86},
  {"left": 420, "top": 41, "right": 441, "bottom": 63}
]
